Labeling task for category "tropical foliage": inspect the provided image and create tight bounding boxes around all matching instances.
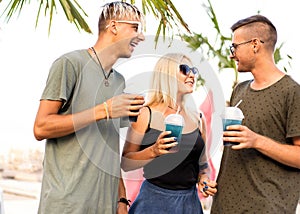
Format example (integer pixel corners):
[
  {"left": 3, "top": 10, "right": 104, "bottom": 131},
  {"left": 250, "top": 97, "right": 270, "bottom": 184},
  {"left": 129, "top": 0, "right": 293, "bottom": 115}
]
[
  {"left": 1, "top": 0, "right": 291, "bottom": 86},
  {"left": 182, "top": 0, "right": 291, "bottom": 87}
]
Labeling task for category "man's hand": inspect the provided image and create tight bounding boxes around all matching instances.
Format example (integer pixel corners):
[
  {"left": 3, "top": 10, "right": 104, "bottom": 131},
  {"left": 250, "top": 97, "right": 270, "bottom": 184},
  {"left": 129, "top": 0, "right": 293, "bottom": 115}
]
[
  {"left": 106, "top": 93, "right": 145, "bottom": 118},
  {"left": 223, "top": 125, "right": 259, "bottom": 149}
]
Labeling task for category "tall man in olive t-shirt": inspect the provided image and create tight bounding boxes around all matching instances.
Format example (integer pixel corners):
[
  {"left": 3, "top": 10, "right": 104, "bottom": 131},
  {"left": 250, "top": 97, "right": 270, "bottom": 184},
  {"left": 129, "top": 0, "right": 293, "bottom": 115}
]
[
  {"left": 211, "top": 15, "right": 300, "bottom": 213},
  {"left": 33, "top": 2, "right": 145, "bottom": 214}
]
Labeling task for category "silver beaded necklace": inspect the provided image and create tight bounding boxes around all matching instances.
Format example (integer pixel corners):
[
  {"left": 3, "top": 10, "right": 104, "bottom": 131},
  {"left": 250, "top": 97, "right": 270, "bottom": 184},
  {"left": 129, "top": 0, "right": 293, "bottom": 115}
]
[{"left": 90, "top": 47, "right": 112, "bottom": 87}]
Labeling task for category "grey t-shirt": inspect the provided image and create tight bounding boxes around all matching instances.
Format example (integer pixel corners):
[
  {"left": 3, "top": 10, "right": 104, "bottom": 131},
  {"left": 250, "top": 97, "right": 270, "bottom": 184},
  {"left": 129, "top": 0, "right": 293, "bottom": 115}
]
[
  {"left": 38, "top": 49, "right": 128, "bottom": 214},
  {"left": 211, "top": 75, "right": 300, "bottom": 213}
]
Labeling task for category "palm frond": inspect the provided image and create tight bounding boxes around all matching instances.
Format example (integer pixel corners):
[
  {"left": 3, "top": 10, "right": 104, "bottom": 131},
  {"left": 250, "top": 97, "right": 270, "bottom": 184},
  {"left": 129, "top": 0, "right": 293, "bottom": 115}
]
[
  {"left": 2, "top": 0, "right": 28, "bottom": 21},
  {"left": 141, "top": 0, "right": 191, "bottom": 39},
  {"left": 2, "top": 0, "right": 91, "bottom": 34}
]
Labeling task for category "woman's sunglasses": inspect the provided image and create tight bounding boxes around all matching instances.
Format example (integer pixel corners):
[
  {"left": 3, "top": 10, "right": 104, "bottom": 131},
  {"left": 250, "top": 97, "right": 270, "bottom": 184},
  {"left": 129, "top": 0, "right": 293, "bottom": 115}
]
[{"left": 179, "top": 64, "right": 199, "bottom": 76}]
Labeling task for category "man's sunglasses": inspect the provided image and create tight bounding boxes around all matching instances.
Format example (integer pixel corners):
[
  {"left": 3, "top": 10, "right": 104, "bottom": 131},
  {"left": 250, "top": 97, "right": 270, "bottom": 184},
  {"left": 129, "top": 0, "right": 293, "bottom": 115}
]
[
  {"left": 179, "top": 64, "right": 199, "bottom": 76},
  {"left": 106, "top": 20, "right": 143, "bottom": 34}
]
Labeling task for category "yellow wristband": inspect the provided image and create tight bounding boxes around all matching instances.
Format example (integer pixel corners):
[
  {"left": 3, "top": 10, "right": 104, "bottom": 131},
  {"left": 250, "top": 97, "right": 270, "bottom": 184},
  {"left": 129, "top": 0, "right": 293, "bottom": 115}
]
[{"left": 103, "top": 102, "right": 109, "bottom": 121}]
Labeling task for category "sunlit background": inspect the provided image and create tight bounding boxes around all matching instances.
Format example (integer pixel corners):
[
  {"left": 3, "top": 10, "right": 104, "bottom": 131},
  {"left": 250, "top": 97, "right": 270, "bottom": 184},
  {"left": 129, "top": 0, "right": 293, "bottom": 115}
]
[
  {"left": 0, "top": 0, "right": 299, "bottom": 154},
  {"left": 0, "top": 0, "right": 299, "bottom": 213}
]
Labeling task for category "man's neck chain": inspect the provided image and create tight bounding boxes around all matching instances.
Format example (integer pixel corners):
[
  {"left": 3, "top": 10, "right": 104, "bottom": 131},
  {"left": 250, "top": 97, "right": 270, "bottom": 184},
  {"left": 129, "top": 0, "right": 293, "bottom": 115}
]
[{"left": 90, "top": 47, "right": 111, "bottom": 87}]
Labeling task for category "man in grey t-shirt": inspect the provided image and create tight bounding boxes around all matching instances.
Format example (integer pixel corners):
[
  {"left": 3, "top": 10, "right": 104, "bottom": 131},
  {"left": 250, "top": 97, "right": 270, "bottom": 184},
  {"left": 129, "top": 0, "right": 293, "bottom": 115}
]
[{"left": 33, "top": 2, "right": 145, "bottom": 213}]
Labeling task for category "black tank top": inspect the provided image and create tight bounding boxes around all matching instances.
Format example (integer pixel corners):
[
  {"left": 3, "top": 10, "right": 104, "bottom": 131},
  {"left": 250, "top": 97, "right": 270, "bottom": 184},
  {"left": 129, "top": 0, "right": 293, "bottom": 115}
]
[{"left": 140, "top": 107, "right": 205, "bottom": 190}]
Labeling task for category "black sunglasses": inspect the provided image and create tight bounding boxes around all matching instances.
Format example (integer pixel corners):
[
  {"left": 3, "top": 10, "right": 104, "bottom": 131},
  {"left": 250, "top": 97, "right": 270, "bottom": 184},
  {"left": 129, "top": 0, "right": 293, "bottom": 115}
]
[
  {"left": 179, "top": 64, "right": 199, "bottom": 76},
  {"left": 229, "top": 39, "right": 264, "bottom": 56}
]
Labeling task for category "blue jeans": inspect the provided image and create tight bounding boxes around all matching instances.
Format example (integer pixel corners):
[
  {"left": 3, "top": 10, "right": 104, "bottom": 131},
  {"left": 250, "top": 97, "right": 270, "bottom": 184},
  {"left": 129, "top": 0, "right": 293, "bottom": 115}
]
[{"left": 129, "top": 180, "right": 203, "bottom": 214}]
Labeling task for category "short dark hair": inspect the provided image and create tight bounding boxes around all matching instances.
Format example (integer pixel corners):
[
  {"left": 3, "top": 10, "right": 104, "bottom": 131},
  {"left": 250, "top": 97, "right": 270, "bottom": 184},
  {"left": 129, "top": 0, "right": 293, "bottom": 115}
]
[
  {"left": 231, "top": 15, "right": 277, "bottom": 51},
  {"left": 231, "top": 15, "right": 276, "bottom": 32}
]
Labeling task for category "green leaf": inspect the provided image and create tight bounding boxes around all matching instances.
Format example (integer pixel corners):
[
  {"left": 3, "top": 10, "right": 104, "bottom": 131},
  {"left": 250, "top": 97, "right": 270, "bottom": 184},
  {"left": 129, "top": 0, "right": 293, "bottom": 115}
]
[
  {"left": 2, "top": 0, "right": 91, "bottom": 34},
  {"left": 2, "top": 0, "right": 27, "bottom": 21}
]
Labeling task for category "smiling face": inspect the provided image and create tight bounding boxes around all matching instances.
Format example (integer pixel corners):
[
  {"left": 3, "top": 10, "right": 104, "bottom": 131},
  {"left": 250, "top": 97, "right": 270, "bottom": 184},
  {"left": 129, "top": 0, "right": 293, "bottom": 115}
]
[
  {"left": 112, "top": 19, "right": 145, "bottom": 58},
  {"left": 147, "top": 53, "right": 198, "bottom": 108},
  {"left": 98, "top": 2, "right": 145, "bottom": 58},
  {"left": 230, "top": 28, "right": 257, "bottom": 73},
  {"left": 177, "top": 57, "right": 197, "bottom": 95}
]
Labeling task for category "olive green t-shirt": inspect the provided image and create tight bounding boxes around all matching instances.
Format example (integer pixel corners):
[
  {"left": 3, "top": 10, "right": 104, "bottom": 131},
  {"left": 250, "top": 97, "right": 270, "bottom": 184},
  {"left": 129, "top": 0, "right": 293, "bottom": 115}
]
[
  {"left": 211, "top": 75, "right": 300, "bottom": 213},
  {"left": 38, "top": 49, "right": 128, "bottom": 214}
]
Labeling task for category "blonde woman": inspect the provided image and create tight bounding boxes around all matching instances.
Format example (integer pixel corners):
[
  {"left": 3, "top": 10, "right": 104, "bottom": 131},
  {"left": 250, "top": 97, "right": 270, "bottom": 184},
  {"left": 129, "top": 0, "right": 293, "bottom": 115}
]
[{"left": 121, "top": 53, "right": 217, "bottom": 214}]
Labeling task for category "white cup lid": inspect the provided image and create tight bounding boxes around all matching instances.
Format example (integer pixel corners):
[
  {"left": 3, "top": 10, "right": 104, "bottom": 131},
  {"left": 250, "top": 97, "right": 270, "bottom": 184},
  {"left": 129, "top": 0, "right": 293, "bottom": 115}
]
[
  {"left": 164, "top": 114, "right": 185, "bottom": 126},
  {"left": 222, "top": 107, "right": 244, "bottom": 120}
]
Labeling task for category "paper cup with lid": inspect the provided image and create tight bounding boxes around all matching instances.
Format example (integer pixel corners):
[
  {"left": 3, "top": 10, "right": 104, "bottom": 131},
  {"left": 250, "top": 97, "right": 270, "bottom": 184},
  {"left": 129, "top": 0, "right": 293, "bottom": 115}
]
[
  {"left": 164, "top": 114, "right": 185, "bottom": 152},
  {"left": 221, "top": 106, "right": 244, "bottom": 146}
]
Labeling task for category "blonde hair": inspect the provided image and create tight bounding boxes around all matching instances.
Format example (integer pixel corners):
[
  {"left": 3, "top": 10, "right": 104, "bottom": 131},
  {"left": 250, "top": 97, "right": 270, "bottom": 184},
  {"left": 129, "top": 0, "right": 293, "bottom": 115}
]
[
  {"left": 98, "top": 1, "right": 145, "bottom": 33},
  {"left": 147, "top": 53, "right": 200, "bottom": 124}
]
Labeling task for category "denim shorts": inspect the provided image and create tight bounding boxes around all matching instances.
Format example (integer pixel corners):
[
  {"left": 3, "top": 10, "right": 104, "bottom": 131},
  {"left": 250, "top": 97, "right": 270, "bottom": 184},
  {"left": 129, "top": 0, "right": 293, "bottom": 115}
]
[{"left": 129, "top": 180, "right": 203, "bottom": 214}]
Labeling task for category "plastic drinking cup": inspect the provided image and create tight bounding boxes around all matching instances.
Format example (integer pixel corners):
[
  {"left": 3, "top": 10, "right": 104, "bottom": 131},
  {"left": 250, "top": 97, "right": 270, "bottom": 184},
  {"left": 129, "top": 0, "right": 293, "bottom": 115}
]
[
  {"left": 221, "top": 106, "right": 244, "bottom": 146},
  {"left": 128, "top": 93, "right": 145, "bottom": 122},
  {"left": 164, "top": 114, "right": 185, "bottom": 152}
]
